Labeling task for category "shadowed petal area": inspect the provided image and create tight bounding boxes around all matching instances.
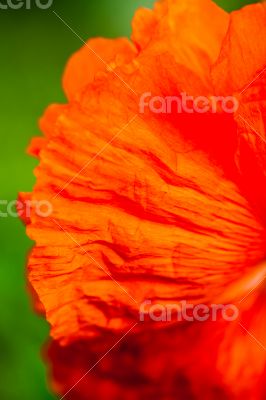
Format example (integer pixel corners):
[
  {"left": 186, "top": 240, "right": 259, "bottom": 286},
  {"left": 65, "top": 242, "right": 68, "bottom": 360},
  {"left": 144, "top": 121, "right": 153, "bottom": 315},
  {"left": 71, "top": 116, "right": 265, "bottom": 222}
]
[{"left": 46, "top": 287, "right": 266, "bottom": 400}]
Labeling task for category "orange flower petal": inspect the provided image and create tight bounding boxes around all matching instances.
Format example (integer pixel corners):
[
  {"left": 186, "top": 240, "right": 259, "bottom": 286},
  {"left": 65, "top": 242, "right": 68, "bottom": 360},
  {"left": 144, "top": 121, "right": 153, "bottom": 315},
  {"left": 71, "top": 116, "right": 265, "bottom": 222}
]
[
  {"left": 20, "top": 0, "right": 266, "bottom": 398},
  {"left": 26, "top": 85, "right": 266, "bottom": 344},
  {"left": 212, "top": 2, "right": 266, "bottom": 94},
  {"left": 46, "top": 285, "right": 266, "bottom": 399},
  {"left": 132, "top": 0, "right": 229, "bottom": 81},
  {"left": 63, "top": 38, "right": 137, "bottom": 101}
]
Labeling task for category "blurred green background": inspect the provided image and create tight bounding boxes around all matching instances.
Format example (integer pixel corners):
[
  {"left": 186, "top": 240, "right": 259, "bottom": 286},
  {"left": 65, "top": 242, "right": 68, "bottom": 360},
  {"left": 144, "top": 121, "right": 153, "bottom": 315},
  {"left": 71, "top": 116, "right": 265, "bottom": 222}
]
[{"left": 0, "top": 0, "right": 258, "bottom": 398}]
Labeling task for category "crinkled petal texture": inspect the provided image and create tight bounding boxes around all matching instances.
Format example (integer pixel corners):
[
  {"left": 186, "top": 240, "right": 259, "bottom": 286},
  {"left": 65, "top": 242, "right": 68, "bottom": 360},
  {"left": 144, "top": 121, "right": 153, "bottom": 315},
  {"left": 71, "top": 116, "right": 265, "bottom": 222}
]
[{"left": 22, "top": 0, "right": 266, "bottom": 399}]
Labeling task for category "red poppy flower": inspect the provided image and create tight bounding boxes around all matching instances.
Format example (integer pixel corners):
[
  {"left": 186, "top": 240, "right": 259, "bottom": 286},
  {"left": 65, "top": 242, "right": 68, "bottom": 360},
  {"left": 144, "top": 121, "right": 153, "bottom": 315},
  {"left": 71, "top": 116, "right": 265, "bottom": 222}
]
[{"left": 21, "top": 0, "right": 266, "bottom": 398}]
